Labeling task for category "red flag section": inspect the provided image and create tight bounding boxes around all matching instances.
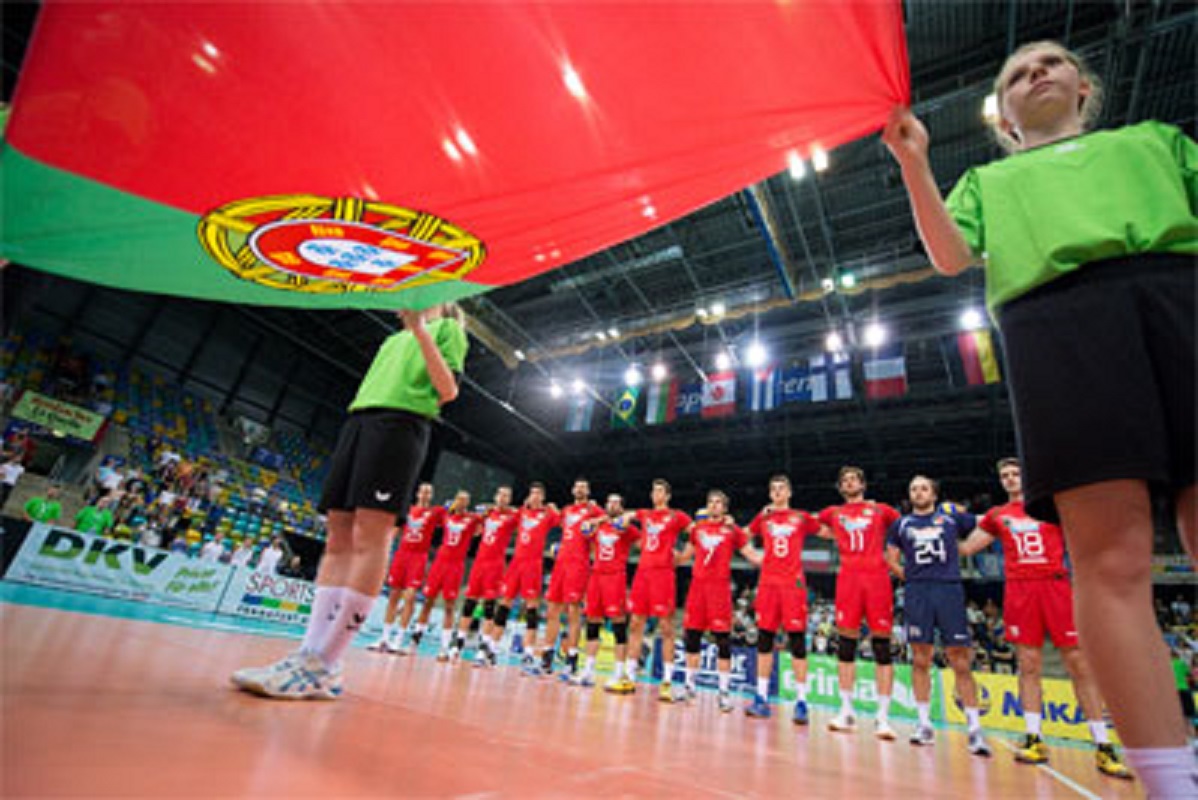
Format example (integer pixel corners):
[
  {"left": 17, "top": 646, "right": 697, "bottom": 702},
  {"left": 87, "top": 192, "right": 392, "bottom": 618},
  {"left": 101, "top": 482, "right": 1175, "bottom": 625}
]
[{"left": 3, "top": 2, "right": 908, "bottom": 308}]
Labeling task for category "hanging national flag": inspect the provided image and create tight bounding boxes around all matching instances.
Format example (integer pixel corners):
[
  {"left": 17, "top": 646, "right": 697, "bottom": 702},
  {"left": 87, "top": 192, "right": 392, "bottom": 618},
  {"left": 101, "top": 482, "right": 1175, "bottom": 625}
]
[
  {"left": 809, "top": 353, "right": 854, "bottom": 402},
  {"left": 702, "top": 372, "right": 737, "bottom": 418},
  {"left": 0, "top": 4, "right": 908, "bottom": 309},
  {"left": 750, "top": 368, "right": 780, "bottom": 412},
  {"left": 863, "top": 343, "right": 908, "bottom": 399},
  {"left": 675, "top": 383, "right": 704, "bottom": 418},
  {"left": 611, "top": 386, "right": 641, "bottom": 429},
  {"left": 955, "top": 330, "right": 1002, "bottom": 386},
  {"left": 645, "top": 380, "right": 678, "bottom": 425},
  {"left": 778, "top": 365, "right": 814, "bottom": 404},
  {"left": 565, "top": 394, "right": 594, "bottom": 433}
]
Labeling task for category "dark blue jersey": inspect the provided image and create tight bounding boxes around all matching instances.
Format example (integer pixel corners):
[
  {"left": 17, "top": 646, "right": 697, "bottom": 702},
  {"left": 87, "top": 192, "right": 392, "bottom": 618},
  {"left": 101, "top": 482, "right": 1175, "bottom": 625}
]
[{"left": 886, "top": 510, "right": 976, "bottom": 582}]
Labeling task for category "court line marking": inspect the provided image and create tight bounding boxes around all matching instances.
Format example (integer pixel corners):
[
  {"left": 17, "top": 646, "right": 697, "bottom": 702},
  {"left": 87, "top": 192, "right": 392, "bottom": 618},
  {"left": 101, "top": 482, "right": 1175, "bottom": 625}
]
[{"left": 997, "top": 739, "right": 1102, "bottom": 800}]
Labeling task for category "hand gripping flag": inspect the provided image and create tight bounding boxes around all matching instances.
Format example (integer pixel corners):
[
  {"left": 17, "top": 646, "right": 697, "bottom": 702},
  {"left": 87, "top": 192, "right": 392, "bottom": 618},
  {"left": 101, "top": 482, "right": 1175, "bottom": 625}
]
[{"left": 0, "top": 2, "right": 907, "bottom": 309}]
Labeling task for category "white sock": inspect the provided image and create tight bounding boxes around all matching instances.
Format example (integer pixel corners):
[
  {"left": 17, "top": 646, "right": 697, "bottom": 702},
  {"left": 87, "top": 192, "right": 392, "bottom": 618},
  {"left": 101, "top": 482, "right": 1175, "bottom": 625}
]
[
  {"left": 612, "top": 661, "right": 625, "bottom": 680},
  {"left": 1025, "top": 712, "right": 1043, "bottom": 737},
  {"left": 413, "top": 622, "right": 427, "bottom": 636},
  {"left": 318, "top": 588, "right": 376, "bottom": 666},
  {"left": 757, "top": 677, "right": 770, "bottom": 698},
  {"left": 625, "top": 659, "right": 637, "bottom": 680},
  {"left": 1087, "top": 720, "right": 1110, "bottom": 745},
  {"left": 718, "top": 670, "right": 731, "bottom": 693},
  {"left": 965, "top": 707, "right": 981, "bottom": 732},
  {"left": 1123, "top": 747, "right": 1198, "bottom": 799},
  {"left": 840, "top": 690, "right": 854, "bottom": 715},
  {"left": 684, "top": 667, "right": 695, "bottom": 688},
  {"left": 877, "top": 694, "right": 892, "bottom": 723},
  {"left": 382, "top": 621, "right": 398, "bottom": 641},
  {"left": 794, "top": 681, "right": 807, "bottom": 702},
  {"left": 441, "top": 627, "right": 453, "bottom": 649},
  {"left": 917, "top": 702, "right": 931, "bottom": 728},
  {"left": 583, "top": 655, "right": 596, "bottom": 676},
  {"left": 301, "top": 586, "right": 344, "bottom": 653}
]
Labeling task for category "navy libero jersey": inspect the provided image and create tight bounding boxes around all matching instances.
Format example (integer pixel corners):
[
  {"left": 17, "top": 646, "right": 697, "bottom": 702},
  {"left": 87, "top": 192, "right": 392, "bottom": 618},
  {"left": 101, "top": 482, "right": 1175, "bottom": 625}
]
[{"left": 886, "top": 510, "right": 977, "bottom": 582}]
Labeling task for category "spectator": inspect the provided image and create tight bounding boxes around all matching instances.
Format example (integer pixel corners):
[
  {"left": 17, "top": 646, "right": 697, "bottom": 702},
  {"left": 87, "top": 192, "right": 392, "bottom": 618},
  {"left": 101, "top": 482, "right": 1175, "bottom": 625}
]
[
  {"left": 0, "top": 454, "right": 25, "bottom": 510},
  {"left": 1172, "top": 595, "right": 1193, "bottom": 627},
  {"left": 199, "top": 534, "right": 225, "bottom": 562},
  {"left": 218, "top": 539, "right": 234, "bottom": 565},
  {"left": 139, "top": 524, "right": 163, "bottom": 549},
  {"left": 24, "top": 484, "right": 63, "bottom": 524},
  {"left": 230, "top": 539, "right": 255, "bottom": 568},
  {"left": 991, "top": 631, "right": 1017, "bottom": 674},
  {"left": 169, "top": 535, "right": 188, "bottom": 555},
  {"left": 256, "top": 536, "right": 284, "bottom": 574},
  {"left": 279, "top": 554, "right": 305, "bottom": 579},
  {"left": 75, "top": 495, "right": 116, "bottom": 536}
]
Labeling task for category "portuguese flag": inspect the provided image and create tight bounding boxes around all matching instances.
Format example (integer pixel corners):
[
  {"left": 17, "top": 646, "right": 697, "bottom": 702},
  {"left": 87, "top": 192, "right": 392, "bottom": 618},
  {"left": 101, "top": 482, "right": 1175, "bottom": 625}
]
[{"left": 1, "top": 3, "right": 907, "bottom": 309}]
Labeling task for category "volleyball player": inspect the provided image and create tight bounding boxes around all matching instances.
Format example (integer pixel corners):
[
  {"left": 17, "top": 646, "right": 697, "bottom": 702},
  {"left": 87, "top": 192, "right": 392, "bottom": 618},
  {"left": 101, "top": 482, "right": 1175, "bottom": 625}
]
[
  {"left": 367, "top": 482, "right": 446, "bottom": 654},
  {"left": 484, "top": 483, "right": 559, "bottom": 667},
  {"left": 674, "top": 490, "right": 762, "bottom": 712},
  {"left": 885, "top": 475, "right": 990, "bottom": 757},
  {"left": 454, "top": 486, "right": 518, "bottom": 663},
  {"left": 412, "top": 491, "right": 481, "bottom": 661},
  {"left": 626, "top": 479, "right": 692, "bottom": 701},
  {"left": 818, "top": 466, "right": 901, "bottom": 739},
  {"left": 231, "top": 305, "right": 466, "bottom": 699},
  {"left": 960, "top": 458, "right": 1131, "bottom": 778},
  {"left": 744, "top": 475, "right": 822, "bottom": 724},
  {"left": 536, "top": 479, "right": 604, "bottom": 678}
]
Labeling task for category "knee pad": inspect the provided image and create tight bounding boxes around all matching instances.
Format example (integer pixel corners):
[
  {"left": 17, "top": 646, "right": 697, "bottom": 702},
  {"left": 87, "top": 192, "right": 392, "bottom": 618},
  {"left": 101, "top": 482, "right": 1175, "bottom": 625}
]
[
  {"left": 714, "top": 632, "right": 732, "bottom": 660},
  {"left": 788, "top": 631, "right": 807, "bottom": 659},
  {"left": 525, "top": 608, "right": 539, "bottom": 630},
  {"left": 757, "top": 629, "right": 776, "bottom": 655},
  {"left": 482, "top": 599, "right": 496, "bottom": 620},
  {"left": 586, "top": 621, "right": 602, "bottom": 641},
  {"left": 872, "top": 637, "right": 892, "bottom": 666},
  {"left": 838, "top": 635, "right": 858, "bottom": 663},
  {"left": 684, "top": 628, "right": 703, "bottom": 654},
  {"left": 460, "top": 598, "right": 477, "bottom": 618},
  {"left": 612, "top": 621, "right": 628, "bottom": 645},
  {"left": 494, "top": 604, "right": 510, "bottom": 628},
  {"left": 468, "top": 617, "right": 481, "bottom": 633}
]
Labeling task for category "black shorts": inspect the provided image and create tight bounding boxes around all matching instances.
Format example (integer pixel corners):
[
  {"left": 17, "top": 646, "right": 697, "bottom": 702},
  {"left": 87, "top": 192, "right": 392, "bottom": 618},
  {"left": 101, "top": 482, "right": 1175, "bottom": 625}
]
[
  {"left": 904, "top": 581, "right": 970, "bottom": 647},
  {"left": 318, "top": 409, "right": 431, "bottom": 516},
  {"left": 998, "top": 253, "right": 1196, "bottom": 521}
]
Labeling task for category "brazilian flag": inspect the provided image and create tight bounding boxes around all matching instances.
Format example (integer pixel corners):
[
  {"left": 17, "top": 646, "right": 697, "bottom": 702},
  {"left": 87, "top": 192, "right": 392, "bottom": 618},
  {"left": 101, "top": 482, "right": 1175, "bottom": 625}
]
[{"left": 611, "top": 386, "right": 641, "bottom": 429}]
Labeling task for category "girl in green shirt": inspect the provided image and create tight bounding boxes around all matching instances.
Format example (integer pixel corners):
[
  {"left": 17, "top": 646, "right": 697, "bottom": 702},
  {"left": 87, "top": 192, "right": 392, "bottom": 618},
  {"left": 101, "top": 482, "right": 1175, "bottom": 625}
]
[{"left": 884, "top": 41, "right": 1195, "bottom": 794}]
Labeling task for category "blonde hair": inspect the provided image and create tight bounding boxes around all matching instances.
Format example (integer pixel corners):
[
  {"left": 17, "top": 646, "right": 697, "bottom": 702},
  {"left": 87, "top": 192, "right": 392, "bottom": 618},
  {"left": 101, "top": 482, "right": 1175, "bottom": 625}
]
[{"left": 991, "top": 41, "right": 1104, "bottom": 153}]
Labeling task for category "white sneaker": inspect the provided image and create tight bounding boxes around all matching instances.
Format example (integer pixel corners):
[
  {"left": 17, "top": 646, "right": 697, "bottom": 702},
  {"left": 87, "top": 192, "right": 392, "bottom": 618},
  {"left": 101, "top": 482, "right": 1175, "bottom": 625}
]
[
  {"left": 366, "top": 638, "right": 390, "bottom": 653},
  {"left": 875, "top": 719, "right": 898, "bottom": 741},
  {"left": 909, "top": 725, "right": 935, "bottom": 746},
  {"left": 718, "top": 691, "right": 734, "bottom": 713},
  {"left": 967, "top": 730, "right": 992, "bottom": 757},
  {"left": 233, "top": 652, "right": 343, "bottom": 700},
  {"left": 828, "top": 710, "right": 857, "bottom": 732}
]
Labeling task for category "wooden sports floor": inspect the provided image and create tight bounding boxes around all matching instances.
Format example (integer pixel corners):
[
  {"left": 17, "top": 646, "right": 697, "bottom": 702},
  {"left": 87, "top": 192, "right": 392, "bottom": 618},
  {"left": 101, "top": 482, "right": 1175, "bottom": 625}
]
[{"left": 2, "top": 597, "right": 1142, "bottom": 798}]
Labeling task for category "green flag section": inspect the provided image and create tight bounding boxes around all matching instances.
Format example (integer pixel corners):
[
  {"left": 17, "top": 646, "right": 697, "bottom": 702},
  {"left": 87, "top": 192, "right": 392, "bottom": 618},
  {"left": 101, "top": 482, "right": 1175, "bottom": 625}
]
[
  {"left": 778, "top": 654, "right": 942, "bottom": 722},
  {"left": 611, "top": 387, "right": 641, "bottom": 429}
]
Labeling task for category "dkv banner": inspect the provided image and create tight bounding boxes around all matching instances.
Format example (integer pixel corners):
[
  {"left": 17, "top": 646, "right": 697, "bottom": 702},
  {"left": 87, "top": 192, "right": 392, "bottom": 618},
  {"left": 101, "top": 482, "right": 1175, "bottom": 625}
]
[
  {"left": 778, "top": 654, "right": 943, "bottom": 722},
  {"left": 6, "top": 524, "right": 229, "bottom": 611}
]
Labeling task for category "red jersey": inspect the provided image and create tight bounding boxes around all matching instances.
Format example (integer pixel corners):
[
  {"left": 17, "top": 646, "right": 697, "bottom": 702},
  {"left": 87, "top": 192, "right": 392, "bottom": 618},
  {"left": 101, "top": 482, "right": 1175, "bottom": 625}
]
[
  {"left": 818, "top": 501, "right": 900, "bottom": 575},
  {"left": 635, "top": 508, "right": 692, "bottom": 569},
  {"left": 979, "top": 501, "right": 1068, "bottom": 580},
  {"left": 399, "top": 505, "right": 446, "bottom": 553},
  {"left": 435, "top": 513, "right": 481, "bottom": 564},
  {"left": 476, "top": 508, "right": 518, "bottom": 563},
  {"left": 690, "top": 518, "right": 749, "bottom": 582},
  {"left": 749, "top": 507, "right": 821, "bottom": 586},
  {"left": 589, "top": 519, "right": 640, "bottom": 575},
  {"left": 511, "top": 506, "right": 560, "bottom": 564},
  {"left": 557, "top": 501, "right": 605, "bottom": 566}
]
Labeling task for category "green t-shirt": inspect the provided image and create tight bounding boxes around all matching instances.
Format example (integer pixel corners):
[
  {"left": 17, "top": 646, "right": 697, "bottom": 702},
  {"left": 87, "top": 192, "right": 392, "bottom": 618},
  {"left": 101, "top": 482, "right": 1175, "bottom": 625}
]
[
  {"left": 946, "top": 120, "right": 1198, "bottom": 314},
  {"left": 349, "top": 317, "right": 468, "bottom": 418},
  {"left": 75, "top": 505, "right": 114, "bottom": 535},
  {"left": 25, "top": 496, "right": 62, "bottom": 523}
]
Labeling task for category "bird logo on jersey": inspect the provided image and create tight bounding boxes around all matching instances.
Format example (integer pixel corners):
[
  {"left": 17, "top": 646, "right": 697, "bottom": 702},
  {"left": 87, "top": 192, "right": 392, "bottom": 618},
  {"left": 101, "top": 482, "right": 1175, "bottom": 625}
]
[
  {"left": 598, "top": 531, "right": 620, "bottom": 548},
  {"left": 699, "top": 531, "right": 724, "bottom": 551},
  {"left": 565, "top": 512, "right": 584, "bottom": 529},
  {"left": 446, "top": 520, "right": 468, "bottom": 545},
  {"left": 840, "top": 517, "right": 870, "bottom": 534},
  {"left": 768, "top": 522, "right": 797, "bottom": 541},
  {"left": 644, "top": 521, "right": 665, "bottom": 550},
  {"left": 404, "top": 516, "right": 427, "bottom": 542}
]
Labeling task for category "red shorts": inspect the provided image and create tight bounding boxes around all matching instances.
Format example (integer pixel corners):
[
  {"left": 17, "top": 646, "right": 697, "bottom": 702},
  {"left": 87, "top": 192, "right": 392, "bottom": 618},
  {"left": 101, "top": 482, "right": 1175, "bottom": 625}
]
[
  {"left": 755, "top": 582, "right": 808, "bottom": 632},
  {"left": 834, "top": 571, "right": 893, "bottom": 634},
  {"left": 386, "top": 549, "right": 429, "bottom": 590},
  {"left": 466, "top": 560, "right": 506, "bottom": 600},
  {"left": 585, "top": 571, "right": 628, "bottom": 619},
  {"left": 684, "top": 579, "right": 733, "bottom": 632},
  {"left": 1004, "top": 577, "right": 1079, "bottom": 648},
  {"left": 501, "top": 559, "right": 543, "bottom": 602},
  {"left": 546, "top": 559, "right": 591, "bottom": 605},
  {"left": 424, "top": 558, "right": 467, "bottom": 601},
  {"left": 629, "top": 567, "right": 676, "bottom": 618}
]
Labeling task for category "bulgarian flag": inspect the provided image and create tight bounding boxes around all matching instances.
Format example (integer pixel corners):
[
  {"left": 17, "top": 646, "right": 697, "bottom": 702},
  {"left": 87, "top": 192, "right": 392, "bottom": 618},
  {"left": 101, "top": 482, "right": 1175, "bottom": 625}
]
[
  {"left": 0, "top": 2, "right": 908, "bottom": 309},
  {"left": 644, "top": 380, "right": 678, "bottom": 426}
]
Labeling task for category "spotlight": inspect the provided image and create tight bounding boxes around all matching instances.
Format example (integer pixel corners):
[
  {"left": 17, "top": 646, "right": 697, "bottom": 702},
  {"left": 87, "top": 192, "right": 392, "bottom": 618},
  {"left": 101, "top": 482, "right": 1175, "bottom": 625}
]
[
  {"left": 715, "top": 351, "right": 732, "bottom": 371},
  {"left": 651, "top": 362, "right": 668, "bottom": 381},
  {"left": 960, "top": 308, "right": 985, "bottom": 331},
  {"left": 746, "top": 341, "right": 767, "bottom": 368},
  {"left": 624, "top": 365, "right": 642, "bottom": 386},
  {"left": 864, "top": 322, "right": 886, "bottom": 348},
  {"left": 825, "top": 332, "right": 844, "bottom": 352}
]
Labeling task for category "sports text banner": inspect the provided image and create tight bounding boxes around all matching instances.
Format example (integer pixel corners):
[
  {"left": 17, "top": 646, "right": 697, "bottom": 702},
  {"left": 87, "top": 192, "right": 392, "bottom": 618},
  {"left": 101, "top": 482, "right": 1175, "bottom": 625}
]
[
  {"left": 6, "top": 524, "right": 229, "bottom": 611},
  {"left": 11, "top": 391, "right": 107, "bottom": 441},
  {"left": 219, "top": 567, "right": 317, "bottom": 626}
]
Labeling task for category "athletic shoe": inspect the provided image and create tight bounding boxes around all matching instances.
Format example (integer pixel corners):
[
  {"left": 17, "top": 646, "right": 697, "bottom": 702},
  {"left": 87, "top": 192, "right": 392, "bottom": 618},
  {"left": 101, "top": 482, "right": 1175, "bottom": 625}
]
[
  {"left": 718, "top": 691, "right": 734, "bottom": 713},
  {"left": 235, "top": 652, "right": 343, "bottom": 700},
  {"left": 745, "top": 695, "right": 772, "bottom": 718},
  {"left": 792, "top": 700, "right": 809, "bottom": 726},
  {"left": 522, "top": 661, "right": 545, "bottom": 678},
  {"left": 658, "top": 683, "right": 675, "bottom": 703},
  {"left": 604, "top": 678, "right": 636, "bottom": 695},
  {"left": 557, "top": 668, "right": 576, "bottom": 684},
  {"left": 231, "top": 651, "right": 305, "bottom": 691},
  {"left": 435, "top": 648, "right": 451, "bottom": 663},
  {"left": 448, "top": 646, "right": 461, "bottom": 664},
  {"left": 827, "top": 711, "right": 857, "bottom": 733},
  {"left": 366, "top": 638, "right": 391, "bottom": 653},
  {"left": 967, "top": 730, "right": 992, "bottom": 757},
  {"left": 1014, "top": 734, "right": 1049, "bottom": 764},
  {"left": 909, "top": 725, "right": 935, "bottom": 746},
  {"left": 875, "top": 720, "right": 898, "bottom": 741},
  {"left": 1095, "top": 744, "right": 1133, "bottom": 779},
  {"left": 672, "top": 683, "right": 696, "bottom": 704},
  {"left": 394, "top": 639, "right": 412, "bottom": 656},
  {"left": 572, "top": 672, "right": 596, "bottom": 688}
]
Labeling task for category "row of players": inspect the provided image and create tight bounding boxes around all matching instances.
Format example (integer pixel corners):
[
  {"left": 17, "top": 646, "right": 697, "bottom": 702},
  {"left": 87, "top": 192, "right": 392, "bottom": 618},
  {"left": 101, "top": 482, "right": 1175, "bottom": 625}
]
[{"left": 367, "top": 459, "right": 1130, "bottom": 779}]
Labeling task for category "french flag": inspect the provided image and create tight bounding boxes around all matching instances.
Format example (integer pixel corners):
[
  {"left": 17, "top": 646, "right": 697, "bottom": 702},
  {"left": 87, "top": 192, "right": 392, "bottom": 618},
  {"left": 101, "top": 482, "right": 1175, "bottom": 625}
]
[{"left": 863, "top": 342, "right": 908, "bottom": 399}]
